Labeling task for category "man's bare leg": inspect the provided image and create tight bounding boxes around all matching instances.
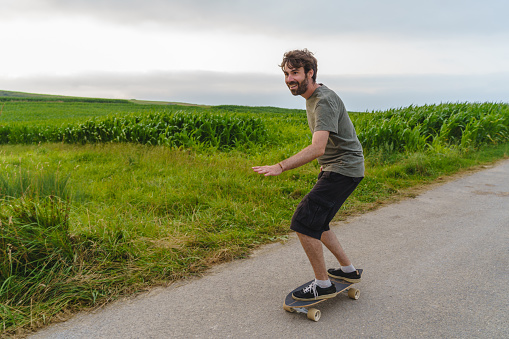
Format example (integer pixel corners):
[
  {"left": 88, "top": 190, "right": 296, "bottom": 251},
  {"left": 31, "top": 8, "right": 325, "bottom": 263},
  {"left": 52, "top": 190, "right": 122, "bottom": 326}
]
[
  {"left": 320, "top": 230, "right": 351, "bottom": 267},
  {"left": 296, "top": 232, "right": 328, "bottom": 280}
]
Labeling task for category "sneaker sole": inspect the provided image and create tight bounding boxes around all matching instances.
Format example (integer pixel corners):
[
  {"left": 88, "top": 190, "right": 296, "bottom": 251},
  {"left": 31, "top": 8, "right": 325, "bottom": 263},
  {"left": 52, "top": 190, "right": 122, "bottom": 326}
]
[
  {"left": 327, "top": 272, "right": 361, "bottom": 283},
  {"left": 291, "top": 292, "right": 339, "bottom": 301}
]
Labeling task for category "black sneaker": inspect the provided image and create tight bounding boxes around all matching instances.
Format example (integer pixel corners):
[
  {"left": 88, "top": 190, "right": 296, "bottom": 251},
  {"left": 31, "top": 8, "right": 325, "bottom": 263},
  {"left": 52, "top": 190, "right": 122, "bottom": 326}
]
[
  {"left": 292, "top": 281, "right": 337, "bottom": 301},
  {"left": 327, "top": 268, "right": 362, "bottom": 283}
]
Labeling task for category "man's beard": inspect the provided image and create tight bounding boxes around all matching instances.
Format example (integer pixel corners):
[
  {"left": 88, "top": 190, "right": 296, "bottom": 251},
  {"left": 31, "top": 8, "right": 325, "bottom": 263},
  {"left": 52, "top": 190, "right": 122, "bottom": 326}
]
[{"left": 288, "top": 77, "right": 309, "bottom": 96}]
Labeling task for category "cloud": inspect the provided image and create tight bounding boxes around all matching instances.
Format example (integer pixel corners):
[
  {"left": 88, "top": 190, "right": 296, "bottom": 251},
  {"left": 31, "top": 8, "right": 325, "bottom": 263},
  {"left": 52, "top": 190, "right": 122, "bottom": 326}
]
[
  {"left": 10, "top": 0, "right": 509, "bottom": 38},
  {"left": 324, "top": 73, "right": 509, "bottom": 111},
  {"left": 2, "top": 71, "right": 286, "bottom": 107},
  {"left": 3, "top": 71, "right": 507, "bottom": 112}
]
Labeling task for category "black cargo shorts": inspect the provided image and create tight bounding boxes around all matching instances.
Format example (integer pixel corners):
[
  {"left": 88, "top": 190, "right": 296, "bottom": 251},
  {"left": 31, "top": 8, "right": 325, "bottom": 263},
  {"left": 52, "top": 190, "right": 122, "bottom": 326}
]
[{"left": 290, "top": 171, "right": 363, "bottom": 239}]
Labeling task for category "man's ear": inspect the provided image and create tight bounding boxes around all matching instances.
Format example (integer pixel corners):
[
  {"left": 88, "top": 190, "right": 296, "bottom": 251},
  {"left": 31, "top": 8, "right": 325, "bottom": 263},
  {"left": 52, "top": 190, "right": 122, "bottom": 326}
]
[{"left": 307, "top": 69, "right": 314, "bottom": 80}]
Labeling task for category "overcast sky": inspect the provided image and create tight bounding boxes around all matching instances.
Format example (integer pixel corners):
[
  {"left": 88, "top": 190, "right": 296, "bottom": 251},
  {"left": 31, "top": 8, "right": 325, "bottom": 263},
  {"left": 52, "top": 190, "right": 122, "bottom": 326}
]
[{"left": 2, "top": 0, "right": 508, "bottom": 111}]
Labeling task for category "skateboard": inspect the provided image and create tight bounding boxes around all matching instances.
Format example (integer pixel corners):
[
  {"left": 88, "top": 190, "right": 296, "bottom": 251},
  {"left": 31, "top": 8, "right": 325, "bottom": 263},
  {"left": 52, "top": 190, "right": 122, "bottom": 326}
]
[{"left": 283, "top": 269, "right": 362, "bottom": 322}]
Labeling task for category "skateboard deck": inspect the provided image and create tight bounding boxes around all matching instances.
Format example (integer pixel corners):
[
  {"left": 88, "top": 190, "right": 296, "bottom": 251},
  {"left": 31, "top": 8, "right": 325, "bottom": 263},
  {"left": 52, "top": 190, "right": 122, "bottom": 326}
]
[{"left": 283, "top": 269, "right": 362, "bottom": 321}]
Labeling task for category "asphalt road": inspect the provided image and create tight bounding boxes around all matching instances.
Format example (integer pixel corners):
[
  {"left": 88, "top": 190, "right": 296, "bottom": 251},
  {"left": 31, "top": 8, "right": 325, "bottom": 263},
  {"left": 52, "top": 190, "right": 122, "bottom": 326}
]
[{"left": 30, "top": 159, "right": 509, "bottom": 339}]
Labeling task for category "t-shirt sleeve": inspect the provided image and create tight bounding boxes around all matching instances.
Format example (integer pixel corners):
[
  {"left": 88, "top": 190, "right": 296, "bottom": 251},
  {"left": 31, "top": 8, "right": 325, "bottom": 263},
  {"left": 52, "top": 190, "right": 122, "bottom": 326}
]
[{"left": 313, "top": 98, "right": 340, "bottom": 134}]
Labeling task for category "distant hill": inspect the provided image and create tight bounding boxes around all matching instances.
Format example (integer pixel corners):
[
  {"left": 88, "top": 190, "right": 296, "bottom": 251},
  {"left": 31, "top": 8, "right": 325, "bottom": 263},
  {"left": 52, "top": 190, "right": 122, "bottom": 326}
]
[
  {"left": 0, "top": 90, "right": 208, "bottom": 107},
  {"left": 0, "top": 90, "right": 131, "bottom": 103},
  {"left": 0, "top": 90, "right": 64, "bottom": 99}
]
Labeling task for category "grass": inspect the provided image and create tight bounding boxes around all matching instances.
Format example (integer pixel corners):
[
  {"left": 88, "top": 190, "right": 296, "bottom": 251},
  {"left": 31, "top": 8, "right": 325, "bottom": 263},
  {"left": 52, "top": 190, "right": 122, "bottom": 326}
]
[
  {"left": 1, "top": 101, "right": 176, "bottom": 125},
  {"left": 0, "top": 97, "right": 508, "bottom": 336}
]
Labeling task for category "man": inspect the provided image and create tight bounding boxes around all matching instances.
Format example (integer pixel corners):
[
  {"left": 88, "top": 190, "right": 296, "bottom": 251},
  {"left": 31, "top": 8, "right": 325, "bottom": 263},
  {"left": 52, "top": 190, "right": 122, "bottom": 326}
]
[{"left": 252, "top": 49, "right": 364, "bottom": 301}]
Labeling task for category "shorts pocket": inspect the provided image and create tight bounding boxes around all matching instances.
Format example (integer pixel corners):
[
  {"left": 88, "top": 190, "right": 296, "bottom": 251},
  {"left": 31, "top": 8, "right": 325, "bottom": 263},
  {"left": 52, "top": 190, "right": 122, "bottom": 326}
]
[{"left": 293, "top": 194, "right": 335, "bottom": 231}]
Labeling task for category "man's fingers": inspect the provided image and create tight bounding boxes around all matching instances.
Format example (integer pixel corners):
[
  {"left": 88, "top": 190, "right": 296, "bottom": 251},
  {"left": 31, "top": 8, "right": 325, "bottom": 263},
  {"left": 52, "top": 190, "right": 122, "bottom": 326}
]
[
  {"left": 253, "top": 167, "right": 270, "bottom": 174},
  {"left": 252, "top": 166, "right": 267, "bottom": 173},
  {"left": 252, "top": 165, "right": 281, "bottom": 176}
]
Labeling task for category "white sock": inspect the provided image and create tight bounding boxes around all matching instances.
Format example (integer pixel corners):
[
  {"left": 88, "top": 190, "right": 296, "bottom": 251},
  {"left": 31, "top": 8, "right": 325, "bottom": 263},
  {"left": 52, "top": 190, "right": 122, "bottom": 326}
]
[
  {"left": 341, "top": 264, "right": 356, "bottom": 273},
  {"left": 315, "top": 279, "right": 332, "bottom": 288}
]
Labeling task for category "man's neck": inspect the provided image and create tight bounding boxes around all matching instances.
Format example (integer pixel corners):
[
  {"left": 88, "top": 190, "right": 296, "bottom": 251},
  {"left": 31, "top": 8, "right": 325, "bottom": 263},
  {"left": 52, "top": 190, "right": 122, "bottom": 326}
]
[{"left": 301, "top": 82, "right": 321, "bottom": 100}]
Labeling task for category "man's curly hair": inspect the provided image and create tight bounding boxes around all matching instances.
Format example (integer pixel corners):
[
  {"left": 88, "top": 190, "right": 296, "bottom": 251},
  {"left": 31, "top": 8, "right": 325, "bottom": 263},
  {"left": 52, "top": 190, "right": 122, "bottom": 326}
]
[{"left": 280, "top": 49, "right": 318, "bottom": 83}]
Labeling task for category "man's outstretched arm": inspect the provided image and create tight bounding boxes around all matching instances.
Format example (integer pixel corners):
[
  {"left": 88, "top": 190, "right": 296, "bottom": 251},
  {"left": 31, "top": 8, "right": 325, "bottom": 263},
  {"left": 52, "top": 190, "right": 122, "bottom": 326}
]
[{"left": 252, "top": 130, "right": 329, "bottom": 176}]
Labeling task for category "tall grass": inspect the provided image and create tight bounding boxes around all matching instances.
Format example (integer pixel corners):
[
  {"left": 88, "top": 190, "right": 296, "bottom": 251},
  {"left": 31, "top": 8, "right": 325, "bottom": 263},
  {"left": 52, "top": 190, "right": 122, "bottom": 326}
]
[
  {"left": 0, "top": 193, "right": 141, "bottom": 333},
  {"left": 0, "top": 167, "right": 164, "bottom": 333},
  {"left": 0, "top": 168, "right": 70, "bottom": 201}
]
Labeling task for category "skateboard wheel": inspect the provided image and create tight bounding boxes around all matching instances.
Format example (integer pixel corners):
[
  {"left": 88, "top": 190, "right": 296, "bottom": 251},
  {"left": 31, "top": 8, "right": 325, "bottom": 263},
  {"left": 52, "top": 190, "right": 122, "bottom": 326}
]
[
  {"left": 307, "top": 308, "right": 321, "bottom": 322},
  {"left": 283, "top": 304, "right": 295, "bottom": 313},
  {"left": 348, "top": 288, "right": 360, "bottom": 300}
]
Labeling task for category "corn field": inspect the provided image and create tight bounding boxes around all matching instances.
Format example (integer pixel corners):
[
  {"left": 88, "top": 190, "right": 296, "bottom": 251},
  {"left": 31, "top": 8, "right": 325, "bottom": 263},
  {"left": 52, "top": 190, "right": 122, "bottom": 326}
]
[
  {"left": 357, "top": 102, "right": 509, "bottom": 154},
  {"left": 1, "top": 102, "right": 508, "bottom": 153},
  {"left": 0, "top": 111, "right": 269, "bottom": 150}
]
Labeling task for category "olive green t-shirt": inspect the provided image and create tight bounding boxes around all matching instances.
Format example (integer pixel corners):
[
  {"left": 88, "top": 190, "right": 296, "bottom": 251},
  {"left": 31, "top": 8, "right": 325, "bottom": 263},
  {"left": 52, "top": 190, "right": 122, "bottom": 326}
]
[{"left": 306, "top": 84, "right": 364, "bottom": 177}]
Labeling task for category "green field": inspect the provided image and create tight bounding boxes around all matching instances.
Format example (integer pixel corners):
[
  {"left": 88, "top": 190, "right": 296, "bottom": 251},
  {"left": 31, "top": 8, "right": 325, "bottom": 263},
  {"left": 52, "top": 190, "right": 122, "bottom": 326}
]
[{"left": 1, "top": 91, "right": 508, "bottom": 336}]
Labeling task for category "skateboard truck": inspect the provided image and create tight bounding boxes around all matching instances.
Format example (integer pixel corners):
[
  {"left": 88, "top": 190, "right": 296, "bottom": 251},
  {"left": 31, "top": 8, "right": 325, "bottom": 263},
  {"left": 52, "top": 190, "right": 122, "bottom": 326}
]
[{"left": 283, "top": 305, "right": 323, "bottom": 322}]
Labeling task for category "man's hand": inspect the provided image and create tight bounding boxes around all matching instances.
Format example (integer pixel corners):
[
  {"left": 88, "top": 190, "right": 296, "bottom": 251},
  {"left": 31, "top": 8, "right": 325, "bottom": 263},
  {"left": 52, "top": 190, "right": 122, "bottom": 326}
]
[
  {"left": 252, "top": 130, "right": 329, "bottom": 177},
  {"left": 252, "top": 164, "right": 283, "bottom": 176}
]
